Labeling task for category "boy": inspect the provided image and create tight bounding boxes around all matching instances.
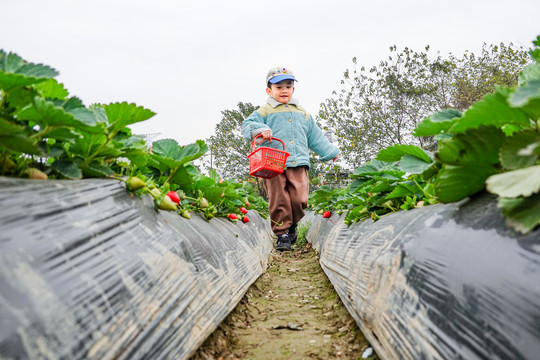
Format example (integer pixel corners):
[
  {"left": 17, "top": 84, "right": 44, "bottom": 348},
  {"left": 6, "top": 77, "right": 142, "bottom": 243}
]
[{"left": 242, "top": 66, "right": 339, "bottom": 251}]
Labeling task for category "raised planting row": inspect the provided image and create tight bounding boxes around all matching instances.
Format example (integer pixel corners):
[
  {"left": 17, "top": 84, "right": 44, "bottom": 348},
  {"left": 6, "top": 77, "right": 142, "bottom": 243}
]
[
  {"left": 303, "top": 192, "right": 540, "bottom": 360},
  {"left": 0, "top": 177, "right": 273, "bottom": 360}
]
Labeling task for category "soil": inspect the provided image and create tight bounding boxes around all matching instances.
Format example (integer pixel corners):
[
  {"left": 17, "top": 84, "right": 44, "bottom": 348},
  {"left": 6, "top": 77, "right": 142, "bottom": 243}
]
[{"left": 191, "top": 237, "right": 379, "bottom": 360}]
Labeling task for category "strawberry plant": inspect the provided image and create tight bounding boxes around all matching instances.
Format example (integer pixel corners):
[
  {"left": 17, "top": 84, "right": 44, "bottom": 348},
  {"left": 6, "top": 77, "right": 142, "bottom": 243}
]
[
  {"left": 0, "top": 49, "right": 154, "bottom": 180},
  {"left": 309, "top": 35, "right": 540, "bottom": 233},
  {"left": 0, "top": 49, "right": 270, "bottom": 224}
]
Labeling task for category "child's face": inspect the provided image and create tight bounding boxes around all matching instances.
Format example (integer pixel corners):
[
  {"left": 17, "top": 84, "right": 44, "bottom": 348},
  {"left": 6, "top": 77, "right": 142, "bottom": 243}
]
[{"left": 266, "top": 80, "right": 295, "bottom": 104}]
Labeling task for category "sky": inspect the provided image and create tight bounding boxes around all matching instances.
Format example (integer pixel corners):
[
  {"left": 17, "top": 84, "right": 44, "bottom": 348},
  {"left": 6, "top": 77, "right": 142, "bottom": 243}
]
[{"left": 2, "top": 0, "right": 539, "bottom": 145}]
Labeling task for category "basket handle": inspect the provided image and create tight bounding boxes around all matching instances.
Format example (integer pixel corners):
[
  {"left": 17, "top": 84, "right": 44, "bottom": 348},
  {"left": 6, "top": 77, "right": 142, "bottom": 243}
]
[{"left": 251, "top": 134, "right": 287, "bottom": 153}]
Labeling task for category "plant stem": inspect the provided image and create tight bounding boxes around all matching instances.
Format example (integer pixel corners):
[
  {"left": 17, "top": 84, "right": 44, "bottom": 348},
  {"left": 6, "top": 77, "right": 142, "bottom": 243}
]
[
  {"left": 80, "top": 131, "right": 116, "bottom": 168},
  {"left": 412, "top": 177, "right": 430, "bottom": 198}
]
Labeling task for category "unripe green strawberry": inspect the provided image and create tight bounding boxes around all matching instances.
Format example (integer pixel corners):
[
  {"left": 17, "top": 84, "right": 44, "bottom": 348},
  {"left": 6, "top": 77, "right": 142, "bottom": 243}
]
[
  {"left": 24, "top": 168, "right": 48, "bottom": 180},
  {"left": 159, "top": 195, "right": 178, "bottom": 211},
  {"left": 150, "top": 188, "right": 161, "bottom": 197},
  {"left": 181, "top": 209, "right": 191, "bottom": 219},
  {"left": 126, "top": 176, "right": 146, "bottom": 190},
  {"left": 199, "top": 197, "right": 209, "bottom": 208}
]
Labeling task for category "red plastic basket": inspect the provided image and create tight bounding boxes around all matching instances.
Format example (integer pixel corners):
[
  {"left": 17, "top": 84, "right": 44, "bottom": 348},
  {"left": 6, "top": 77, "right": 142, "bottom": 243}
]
[{"left": 248, "top": 135, "right": 290, "bottom": 179}]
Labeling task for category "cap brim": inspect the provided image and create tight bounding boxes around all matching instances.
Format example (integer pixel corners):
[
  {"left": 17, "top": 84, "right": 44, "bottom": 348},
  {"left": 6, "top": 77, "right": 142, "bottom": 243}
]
[{"left": 268, "top": 74, "right": 297, "bottom": 83}]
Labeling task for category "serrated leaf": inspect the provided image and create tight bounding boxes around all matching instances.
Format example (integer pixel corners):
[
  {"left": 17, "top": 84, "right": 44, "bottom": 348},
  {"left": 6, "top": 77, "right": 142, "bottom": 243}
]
[
  {"left": 437, "top": 126, "right": 505, "bottom": 166},
  {"left": 376, "top": 144, "right": 432, "bottom": 163},
  {"left": 0, "top": 134, "right": 41, "bottom": 154},
  {"left": 0, "top": 50, "right": 58, "bottom": 90},
  {"left": 45, "top": 127, "right": 81, "bottom": 143},
  {"left": 208, "top": 168, "right": 221, "bottom": 182},
  {"left": 449, "top": 90, "right": 530, "bottom": 133},
  {"left": 103, "top": 102, "right": 155, "bottom": 134},
  {"left": 81, "top": 163, "right": 115, "bottom": 177},
  {"left": 17, "top": 96, "right": 102, "bottom": 133},
  {"left": 34, "top": 79, "right": 69, "bottom": 99},
  {"left": 508, "top": 80, "right": 540, "bottom": 108},
  {"left": 486, "top": 165, "right": 540, "bottom": 198},
  {"left": 152, "top": 139, "right": 207, "bottom": 165},
  {"left": 351, "top": 160, "right": 404, "bottom": 179},
  {"left": 413, "top": 109, "right": 462, "bottom": 137},
  {"left": 152, "top": 139, "right": 182, "bottom": 159},
  {"left": 518, "top": 62, "right": 540, "bottom": 85},
  {"left": 398, "top": 154, "right": 434, "bottom": 174},
  {"left": 385, "top": 182, "right": 417, "bottom": 199},
  {"left": 500, "top": 131, "right": 539, "bottom": 170},
  {"left": 193, "top": 175, "right": 216, "bottom": 191},
  {"left": 435, "top": 164, "right": 497, "bottom": 203},
  {"left": 501, "top": 124, "right": 524, "bottom": 136},
  {"left": 69, "top": 133, "right": 121, "bottom": 159},
  {"left": 52, "top": 160, "right": 82, "bottom": 179},
  {"left": 498, "top": 193, "right": 540, "bottom": 234},
  {"left": 0, "top": 117, "right": 25, "bottom": 135}
]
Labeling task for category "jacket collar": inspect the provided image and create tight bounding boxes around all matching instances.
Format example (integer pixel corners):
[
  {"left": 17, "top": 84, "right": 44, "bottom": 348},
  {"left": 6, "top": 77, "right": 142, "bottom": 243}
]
[{"left": 267, "top": 96, "right": 300, "bottom": 108}]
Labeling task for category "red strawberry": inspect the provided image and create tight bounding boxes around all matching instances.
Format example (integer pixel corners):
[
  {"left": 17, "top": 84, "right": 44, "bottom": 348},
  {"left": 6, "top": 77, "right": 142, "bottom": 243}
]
[
  {"left": 228, "top": 213, "right": 238, "bottom": 221},
  {"left": 322, "top": 210, "right": 331, "bottom": 218},
  {"left": 167, "top": 191, "right": 180, "bottom": 204},
  {"left": 242, "top": 216, "right": 250, "bottom": 223},
  {"left": 240, "top": 207, "right": 248, "bottom": 214}
]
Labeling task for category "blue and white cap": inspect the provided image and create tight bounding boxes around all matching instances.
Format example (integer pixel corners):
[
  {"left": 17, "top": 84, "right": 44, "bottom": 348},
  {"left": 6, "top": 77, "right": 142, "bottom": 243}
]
[{"left": 266, "top": 67, "right": 297, "bottom": 84}]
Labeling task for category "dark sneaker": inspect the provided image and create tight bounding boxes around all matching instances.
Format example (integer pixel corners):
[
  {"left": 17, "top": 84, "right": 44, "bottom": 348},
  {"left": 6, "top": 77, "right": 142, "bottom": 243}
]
[
  {"left": 276, "top": 234, "right": 291, "bottom": 251},
  {"left": 289, "top": 223, "right": 298, "bottom": 244}
]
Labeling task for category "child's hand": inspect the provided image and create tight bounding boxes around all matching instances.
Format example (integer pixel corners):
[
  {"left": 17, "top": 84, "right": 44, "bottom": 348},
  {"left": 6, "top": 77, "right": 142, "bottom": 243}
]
[
  {"left": 261, "top": 130, "right": 272, "bottom": 141},
  {"left": 256, "top": 130, "right": 273, "bottom": 144}
]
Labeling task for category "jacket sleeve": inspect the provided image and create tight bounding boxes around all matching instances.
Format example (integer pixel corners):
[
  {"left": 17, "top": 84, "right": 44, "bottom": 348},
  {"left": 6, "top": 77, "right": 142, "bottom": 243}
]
[
  {"left": 242, "top": 110, "right": 271, "bottom": 140},
  {"left": 306, "top": 115, "right": 340, "bottom": 162}
]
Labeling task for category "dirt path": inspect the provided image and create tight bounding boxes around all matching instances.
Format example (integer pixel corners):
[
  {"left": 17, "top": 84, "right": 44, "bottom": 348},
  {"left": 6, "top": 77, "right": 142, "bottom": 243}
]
[{"left": 192, "top": 234, "right": 378, "bottom": 360}]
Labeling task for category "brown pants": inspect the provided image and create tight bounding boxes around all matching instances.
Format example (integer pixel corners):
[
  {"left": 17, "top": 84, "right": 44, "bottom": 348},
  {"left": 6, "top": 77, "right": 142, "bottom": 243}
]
[{"left": 263, "top": 166, "right": 309, "bottom": 236}]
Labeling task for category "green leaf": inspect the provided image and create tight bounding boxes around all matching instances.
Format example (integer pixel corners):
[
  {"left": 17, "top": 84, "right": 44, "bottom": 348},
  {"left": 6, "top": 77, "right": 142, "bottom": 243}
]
[
  {"left": 208, "top": 168, "right": 221, "bottom": 182},
  {"left": 52, "top": 160, "right": 82, "bottom": 179},
  {"left": 351, "top": 160, "right": 404, "bottom": 179},
  {"left": 413, "top": 109, "right": 462, "bottom": 137},
  {"left": 508, "top": 80, "right": 540, "bottom": 108},
  {"left": 81, "top": 163, "right": 115, "bottom": 177},
  {"left": 151, "top": 139, "right": 208, "bottom": 168},
  {"left": 193, "top": 175, "right": 216, "bottom": 191},
  {"left": 499, "top": 130, "right": 539, "bottom": 170},
  {"left": 376, "top": 144, "right": 432, "bottom": 163},
  {"left": 0, "top": 134, "right": 41, "bottom": 154},
  {"left": 0, "top": 117, "right": 26, "bottom": 135},
  {"left": 69, "top": 133, "right": 121, "bottom": 159},
  {"left": 0, "top": 50, "right": 58, "bottom": 90},
  {"left": 103, "top": 102, "right": 155, "bottom": 134},
  {"left": 152, "top": 139, "right": 182, "bottom": 159},
  {"left": 44, "top": 127, "right": 81, "bottom": 143},
  {"left": 518, "top": 62, "right": 540, "bottom": 85},
  {"left": 398, "top": 154, "right": 434, "bottom": 174},
  {"left": 34, "top": 79, "right": 69, "bottom": 99},
  {"left": 486, "top": 165, "right": 540, "bottom": 198},
  {"left": 449, "top": 90, "right": 530, "bottom": 133},
  {"left": 435, "top": 164, "right": 497, "bottom": 203},
  {"left": 437, "top": 126, "right": 505, "bottom": 166},
  {"left": 385, "top": 182, "right": 417, "bottom": 199},
  {"left": 501, "top": 124, "right": 524, "bottom": 136},
  {"left": 498, "top": 193, "right": 540, "bottom": 234},
  {"left": 17, "top": 97, "right": 102, "bottom": 133}
]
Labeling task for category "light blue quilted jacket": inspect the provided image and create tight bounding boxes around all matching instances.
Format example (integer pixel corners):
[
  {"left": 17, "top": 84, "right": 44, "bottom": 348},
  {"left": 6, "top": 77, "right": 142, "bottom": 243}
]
[{"left": 242, "top": 97, "right": 339, "bottom": 168}]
